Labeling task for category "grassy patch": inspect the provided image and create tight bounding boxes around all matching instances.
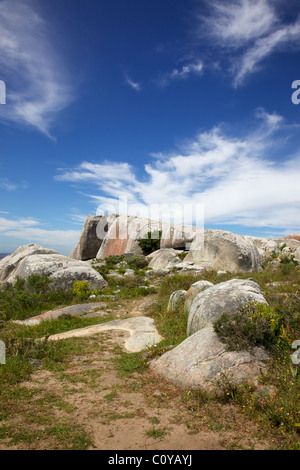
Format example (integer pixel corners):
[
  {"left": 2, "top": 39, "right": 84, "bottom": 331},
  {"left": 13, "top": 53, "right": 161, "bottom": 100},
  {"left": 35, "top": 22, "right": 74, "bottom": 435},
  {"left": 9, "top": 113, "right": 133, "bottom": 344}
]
[{"left": 146, "top": 427, "right": 168, "bottom": 439}]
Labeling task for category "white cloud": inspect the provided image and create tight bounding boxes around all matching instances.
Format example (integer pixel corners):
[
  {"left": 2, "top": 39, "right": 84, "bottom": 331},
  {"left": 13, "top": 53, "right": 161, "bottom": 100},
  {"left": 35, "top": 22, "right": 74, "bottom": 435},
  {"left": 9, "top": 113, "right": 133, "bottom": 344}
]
[
  {"left": 0, "top": 217, "right": 39, "bottom": 232},
  {"left": 0, "top": 216, "right": 80, "bottom": 255},
  {"left": 56, "top": 110, "right": 300, "bottom": 233},
  {"left": 0, "top": 0, "right": 73, "bottom": 137},
  {"left": 205, "top": 0, "right": 277, "bottom": 46},
  {"left": 200, "top": 0, "right": 300, "bottom": 86},
  {"left": 56, "top": 161, "right": 138, "bottom": 191}
]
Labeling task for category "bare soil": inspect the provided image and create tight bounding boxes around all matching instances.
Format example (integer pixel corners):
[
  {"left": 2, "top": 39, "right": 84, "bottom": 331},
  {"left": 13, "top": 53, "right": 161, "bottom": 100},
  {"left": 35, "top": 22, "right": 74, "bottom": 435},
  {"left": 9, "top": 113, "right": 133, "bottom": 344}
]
[{"left": 0, "top": 296, "right": 277, "bottom": 450}]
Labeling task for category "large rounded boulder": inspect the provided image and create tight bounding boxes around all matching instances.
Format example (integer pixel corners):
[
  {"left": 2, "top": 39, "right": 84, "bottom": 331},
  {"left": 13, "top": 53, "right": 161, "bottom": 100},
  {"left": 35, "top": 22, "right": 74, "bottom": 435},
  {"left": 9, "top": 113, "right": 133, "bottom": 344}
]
[
  {"left": 150, "top": 326, "right": 268, "bottom": 391},
  {"left": 184, "top": 229, "right": 262, "bottom": 273},
  {"left": 187, "top": 279, "right": 268, "bottom": 336}
]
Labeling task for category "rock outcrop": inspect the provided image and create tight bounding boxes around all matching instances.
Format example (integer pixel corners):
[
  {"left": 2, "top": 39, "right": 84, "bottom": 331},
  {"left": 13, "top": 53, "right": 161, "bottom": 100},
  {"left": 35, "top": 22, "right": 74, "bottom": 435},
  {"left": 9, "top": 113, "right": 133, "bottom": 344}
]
[
  {"left": 0, "top": 244, "right": 107, "bottom": 290},
  {"left": 185, "top": 230, "right": 262, "bottom": 273},
  {"left": 69, "top": 213, "right": 300, "bottom": 273},
  {"left": 96, "top": 215, "right": 150, "bottom": 259},
  {"left": 95, "top": 215, "right": 199, "bottom": 259},
  {"left": 150, "top": 278, "right": 268, "bottom": 391},
  {"left": 245, "top": 235, "right": 300, "bottom": 266}
]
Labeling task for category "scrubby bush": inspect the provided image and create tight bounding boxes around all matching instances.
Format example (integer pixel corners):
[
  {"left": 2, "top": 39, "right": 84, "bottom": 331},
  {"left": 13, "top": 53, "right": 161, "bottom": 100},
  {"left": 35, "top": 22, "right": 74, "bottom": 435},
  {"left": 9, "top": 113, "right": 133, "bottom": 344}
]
[
  {"left": 126, "top": 254, "right": 148, "bottom": 270},
  {"left": 213, "top": 301, "right": 300, "bottom": 354}
]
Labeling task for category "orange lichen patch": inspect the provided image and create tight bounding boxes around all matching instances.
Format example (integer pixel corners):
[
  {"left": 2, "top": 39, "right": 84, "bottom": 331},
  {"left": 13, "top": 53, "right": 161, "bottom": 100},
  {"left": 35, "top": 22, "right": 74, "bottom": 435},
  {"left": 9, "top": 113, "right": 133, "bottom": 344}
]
[
  {"left": 284, "top": 235, "right": 300, "bottom": 241},
  {"left": 102, "top": 238, "right": 129, "bottom": 258}
]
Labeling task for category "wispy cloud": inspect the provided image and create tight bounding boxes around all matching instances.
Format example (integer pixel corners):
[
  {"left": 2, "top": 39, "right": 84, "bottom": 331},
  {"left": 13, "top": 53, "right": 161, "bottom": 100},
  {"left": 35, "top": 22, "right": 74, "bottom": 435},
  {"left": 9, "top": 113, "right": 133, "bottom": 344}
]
[
  {"left": 233, "top": 20, "right": 300, "bottom": 86},
  {"left": 0, "top": 178, "right": 17, "bottom": 192},
  {"left": 0, "top": 0, "right": 73, "bottom": 137},
  {"left": 199, "top": 0, "right": 300, "bottom": 86},
  {"left": 56, "top": 110, "right": 300, "bottom": 232},
  {"left": 204, "top": 0, "right": 277, "bottom": 46},
  {"left": 156, "top": 59, "right": 204, "bottom": 87},
  {"left": 0, "top": 177, "right": 28, "bottom": 192},
  {"left": 124, "top": 74, "right": 141, "bottom": 91}
]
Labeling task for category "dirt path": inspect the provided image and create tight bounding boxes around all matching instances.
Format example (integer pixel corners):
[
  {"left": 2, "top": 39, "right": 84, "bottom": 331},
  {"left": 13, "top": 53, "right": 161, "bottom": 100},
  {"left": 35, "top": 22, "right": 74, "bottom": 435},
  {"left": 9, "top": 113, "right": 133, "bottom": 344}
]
[{"left": 0, "top": 296, "right": 275, "bottom": 450}]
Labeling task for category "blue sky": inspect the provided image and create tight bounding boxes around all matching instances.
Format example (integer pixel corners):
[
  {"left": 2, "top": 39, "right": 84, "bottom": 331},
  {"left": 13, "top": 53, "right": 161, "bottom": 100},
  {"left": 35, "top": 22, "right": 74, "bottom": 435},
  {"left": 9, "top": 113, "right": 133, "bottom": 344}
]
[{"left": 0, "top": 0, "right": 300, "bottom": 255}]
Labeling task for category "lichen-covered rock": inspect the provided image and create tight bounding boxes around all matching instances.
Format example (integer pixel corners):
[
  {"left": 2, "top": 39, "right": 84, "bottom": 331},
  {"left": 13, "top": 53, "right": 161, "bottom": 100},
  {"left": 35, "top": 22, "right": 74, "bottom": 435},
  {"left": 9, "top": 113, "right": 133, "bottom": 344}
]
[
  {"left": 0, "top": 244, "right": 107, "bottom": 290},
  {"left": 96, "top": 215, "right": 153, "bottom": 259},
  {"left": 160, "top": 224, "right": 200, "bottom": 250},
  {"left": 246, "top": 237, "right": 280, "bottom": 264},
  {"left": 294, "top": 247, "right": 300, "bottom": 263},
  {"left": 187, "top": 279, "right": 267, "bottom": 336}
]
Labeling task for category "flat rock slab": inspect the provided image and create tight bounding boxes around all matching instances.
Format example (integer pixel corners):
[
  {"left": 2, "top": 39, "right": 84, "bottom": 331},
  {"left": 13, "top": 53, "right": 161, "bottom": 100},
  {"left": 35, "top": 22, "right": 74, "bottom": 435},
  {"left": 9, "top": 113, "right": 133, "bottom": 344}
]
[
  {"left": 47, "top": 316, "right": 163, "bottom": 353},
  {"left": 14, "top": 302, "right": 108, "bottom": 326}
]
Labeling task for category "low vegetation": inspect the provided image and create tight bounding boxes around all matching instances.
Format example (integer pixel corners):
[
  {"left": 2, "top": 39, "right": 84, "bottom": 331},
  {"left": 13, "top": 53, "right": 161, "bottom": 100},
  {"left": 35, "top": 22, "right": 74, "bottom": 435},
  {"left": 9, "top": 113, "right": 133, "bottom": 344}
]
[
  {"left": 146, "top": 265, "right": 300, "bottom": 449},
  {"left": 0, "top": 262, "right": 299, "bottom": 449}
]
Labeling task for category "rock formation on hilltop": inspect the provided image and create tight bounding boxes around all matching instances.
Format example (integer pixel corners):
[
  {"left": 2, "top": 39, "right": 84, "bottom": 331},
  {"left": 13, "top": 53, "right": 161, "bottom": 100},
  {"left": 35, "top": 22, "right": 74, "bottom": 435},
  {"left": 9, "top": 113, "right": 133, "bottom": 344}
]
[{"left": 69, "top": 213, "right": 266, "bottom": 274}]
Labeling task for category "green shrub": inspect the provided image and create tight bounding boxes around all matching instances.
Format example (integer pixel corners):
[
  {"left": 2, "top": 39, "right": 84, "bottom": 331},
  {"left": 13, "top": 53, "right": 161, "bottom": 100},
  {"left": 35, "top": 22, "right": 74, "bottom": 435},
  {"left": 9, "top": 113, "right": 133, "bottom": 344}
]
[
  {"left": 26, "top": 273, "right": 52, "bottom": 293},
  {"left": 138, "top": 231, "right": 161, "bottom": 255},
  {"left": 104, "top": 254, "right": 125, "bottom": 266}
]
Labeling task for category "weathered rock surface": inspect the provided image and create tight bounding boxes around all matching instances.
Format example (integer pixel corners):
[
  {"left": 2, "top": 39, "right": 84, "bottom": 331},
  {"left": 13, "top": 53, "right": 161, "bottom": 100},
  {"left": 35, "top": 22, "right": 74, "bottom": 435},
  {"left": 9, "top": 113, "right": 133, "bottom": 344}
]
[
  {"left": 294, "top": 247, "right": 300, "bottom": 263},
  {"left": 147, "top": 248, "right": 182, "bottom": 271},
  {"left": 244, "top": 236, "right": 280, "bottom": 264},
  {"left": 246, "top": 235, "right": 300, "bottom": 265},
  {"left": 0, "top": 243, "right": 57, "bottom": 283},
  {"left": 160, "top": 224, "right": 201, "bottom": 250},
  {"left": 167, "top": 290, "right": 187, "bottom": 313},
  {"left": 96, "top": 215, "right": 149, "bottom": 258},
  {"left": 185, "top": 230, "right": 262, "bottom": 273},
  {"left": 70, "top": 213, "right": 300, "bottom": 273},
  {"left": 187, "top": 279, "right": 268, "bottom": 336},
  {"left": 150, "top": 326, "right": 269, "bottom": 391},
  {"left": 0, "top": 244, "right": 107, "bottom": 290},
  {"left": 70, "top": 214, "right": 116, "bottom": 260},
  {"left": 13, "top": 302, "right": 108, "bottom": 326},
  {"left": 48, "top": 316, "right": 163, "bottom": 353},
  {"left": 183, "top": 280, "right": 214, "bottom": 313}
]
